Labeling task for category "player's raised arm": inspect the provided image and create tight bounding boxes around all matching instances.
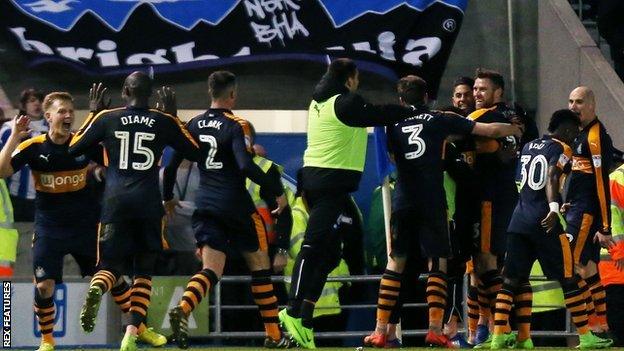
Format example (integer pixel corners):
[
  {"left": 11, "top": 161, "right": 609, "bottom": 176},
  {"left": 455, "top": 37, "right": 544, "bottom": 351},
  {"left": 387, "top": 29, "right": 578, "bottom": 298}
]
[
  {"left": 307, "top": 58, "right": 416, "bottom": 128},
  {"left": 68, "top": 109, "right": 106, "bottom": 156},
  {"left": 163, "top": 115, "right": 199, "bottom": 162},
  {"left": 436, "top": 110, "right": 522, "bottom": 140},
  {"left": 471, "top": 121, "right": 523, "bottom": 139},
  {"left": 156, "top": 85, "right": 177, "bottom": 116},
  {"left": 0, "top": 115, "right": 31, "bottom": 177},
  {"left": 542, "top": 157, "right": 567, "bottom": 232},
  {"left": 162, "top": 149, "right": 184, "bottom": 202},
  {"left": 540, "top": 110, "right": 579, "bottom": 232},
  {"left": 162, "top": 149, "right": 185, "bottom": 219},
  {"left": 157, "top": 87, "right": 200, "bottom": 162},
  {"left": 68, "top": 83, "right": 110, "bottom": 156},
  {"left": 89, "top": 82, "right": 111, "bottom": 114},
  {"left": 334, "top": 93, "right": 417, "bottom": 127}
]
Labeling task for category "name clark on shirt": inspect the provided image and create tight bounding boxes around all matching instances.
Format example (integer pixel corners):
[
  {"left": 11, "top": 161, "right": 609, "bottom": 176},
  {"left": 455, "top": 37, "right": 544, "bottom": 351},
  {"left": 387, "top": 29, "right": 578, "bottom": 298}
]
[{"left": 198, "top": 120, "right": 223, "bottom": 130}]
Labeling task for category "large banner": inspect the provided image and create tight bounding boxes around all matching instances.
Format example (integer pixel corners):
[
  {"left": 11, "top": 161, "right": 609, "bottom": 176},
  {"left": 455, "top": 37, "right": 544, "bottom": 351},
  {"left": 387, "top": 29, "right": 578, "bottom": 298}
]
[
  {"left": 0, "top": 0, "right": 466, "bottom": 98},
  {"left": 9, "top": 282, "right": 111, "bottom": 347}
]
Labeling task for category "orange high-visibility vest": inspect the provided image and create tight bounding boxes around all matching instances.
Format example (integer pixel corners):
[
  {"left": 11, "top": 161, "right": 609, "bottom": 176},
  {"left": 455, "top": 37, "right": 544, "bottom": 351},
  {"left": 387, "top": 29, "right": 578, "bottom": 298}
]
[{"left": 599, "top": 166, "right": 624, "bottom": 286}]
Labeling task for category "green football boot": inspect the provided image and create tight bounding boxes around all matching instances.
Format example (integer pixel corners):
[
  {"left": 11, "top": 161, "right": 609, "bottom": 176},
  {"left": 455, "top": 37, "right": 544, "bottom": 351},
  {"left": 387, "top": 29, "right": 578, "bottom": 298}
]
[
  {"left": 278, "top": 309, "right": 315, "bottom": 349},
  {"left": 514, "top": 338, "right": 534, "bottom": 349},
  {"left": 578, "top": 332, "right": 613, "bottom": 349},
  {"left": 79, "top": 286, "right": 102, "bottom": 333},
  {"left": 119, "top": 333, "right": 137, "bottom": 351}
]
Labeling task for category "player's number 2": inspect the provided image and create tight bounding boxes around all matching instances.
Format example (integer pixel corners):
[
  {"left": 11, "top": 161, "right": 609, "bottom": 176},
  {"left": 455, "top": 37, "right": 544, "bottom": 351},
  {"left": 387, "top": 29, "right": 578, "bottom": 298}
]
[{"left": 199, "top": 135, "right": 223, "bottom": 169}]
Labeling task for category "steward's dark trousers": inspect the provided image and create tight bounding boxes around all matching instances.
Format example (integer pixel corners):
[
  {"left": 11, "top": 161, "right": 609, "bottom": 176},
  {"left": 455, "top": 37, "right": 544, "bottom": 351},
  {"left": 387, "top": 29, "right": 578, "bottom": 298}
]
[
  {"left": 606, "top": 284, "right": 624, "bottom": 346},
  {"left": 289, "top": 190, "right": 350, "bottom": 307}
]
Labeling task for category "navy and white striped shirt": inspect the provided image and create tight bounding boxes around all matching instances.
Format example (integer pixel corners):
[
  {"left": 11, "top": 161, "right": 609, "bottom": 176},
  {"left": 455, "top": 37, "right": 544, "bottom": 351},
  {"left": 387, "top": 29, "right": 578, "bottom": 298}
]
[{"left": 0, "top": 118, "right": 49, "bottom": 200}]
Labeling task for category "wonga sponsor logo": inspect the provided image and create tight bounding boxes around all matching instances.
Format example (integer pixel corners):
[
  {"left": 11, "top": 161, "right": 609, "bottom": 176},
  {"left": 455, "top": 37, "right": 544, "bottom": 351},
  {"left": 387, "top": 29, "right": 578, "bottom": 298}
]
[{"left": 33, "top": 168, "right": 87, "bottom": 193}]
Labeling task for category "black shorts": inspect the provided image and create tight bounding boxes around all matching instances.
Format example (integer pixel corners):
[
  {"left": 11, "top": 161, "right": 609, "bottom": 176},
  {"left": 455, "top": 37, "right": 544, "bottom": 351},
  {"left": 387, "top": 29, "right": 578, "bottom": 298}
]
[
  {"left": 192, "top": 209, "right": 267, "bottom": 254},
  {"left": 390, "top": 208, "right": 450, "bottom": 259},
  {"left": 565, "top": 208, "right": 601, "bottom": 265},
  {"left": 476, "top": 200, "right": 514, "bottom": 256},
  {"left": 504, "top": 224, "right": 574, "bottom": 282},
  {"left": 455, "top": 186, "right": 480, "bottom": 259},
  {"left": 98, "top": 218, "right": 165, "bottom": 263},
  {"left": 450, "top": 218, "right": 475, "bottom": 262},
  {"left": 32, "top": 226, "right": 98, "bottom": 283}
]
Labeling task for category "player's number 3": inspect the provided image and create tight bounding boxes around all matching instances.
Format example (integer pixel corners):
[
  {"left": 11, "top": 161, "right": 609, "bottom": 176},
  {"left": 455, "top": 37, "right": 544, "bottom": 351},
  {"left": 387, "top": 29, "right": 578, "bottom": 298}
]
[{"left": 402, "top": 124, "right": 426, "bottom": 159}]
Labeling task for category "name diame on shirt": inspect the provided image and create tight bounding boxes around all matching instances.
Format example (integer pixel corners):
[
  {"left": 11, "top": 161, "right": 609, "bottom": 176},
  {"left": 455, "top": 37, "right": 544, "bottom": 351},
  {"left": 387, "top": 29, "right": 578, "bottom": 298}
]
[{"left": 121, "top": 115, "right": 155, "bottom": 127}]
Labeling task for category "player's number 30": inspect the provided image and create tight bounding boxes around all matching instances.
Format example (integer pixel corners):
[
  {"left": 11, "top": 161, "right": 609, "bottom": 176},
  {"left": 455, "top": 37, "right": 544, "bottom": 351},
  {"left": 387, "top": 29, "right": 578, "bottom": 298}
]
[{"left": 519, "top": 154, "right": 548, "bottom": 190}]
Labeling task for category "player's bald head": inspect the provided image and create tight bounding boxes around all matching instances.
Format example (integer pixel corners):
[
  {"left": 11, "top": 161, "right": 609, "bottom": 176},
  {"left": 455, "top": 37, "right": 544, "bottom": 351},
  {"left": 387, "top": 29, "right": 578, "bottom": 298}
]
[
  {"left": 123, "top": 71, "right": 152, "bottom": 100},
  {"left": 570, "top": 86, "right": 595, "bottom": 104},
  {"left": 568, "top": 86, "right": 596, "bottom": 125}
]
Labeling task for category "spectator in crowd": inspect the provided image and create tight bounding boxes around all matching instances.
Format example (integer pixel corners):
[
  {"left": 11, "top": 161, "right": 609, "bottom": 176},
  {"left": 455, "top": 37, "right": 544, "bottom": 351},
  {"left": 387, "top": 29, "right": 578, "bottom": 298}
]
[
  {"left": 0, "top": 88, "right": 47, "bottom": 221},
  {"left": 598, "top": 0, "right": 624, "bottom": 81},
  {"left": 0, "top": 106, "right": 10, "bottom": 124},
  {"left": 1, "top": 90, "right": 49, "bottom": 280},
  {"left": 157, "top": 147, "right": 201, "bottom": 276},
  {"left": 0, "top": 105, "right": 18, "bottom": 278}
]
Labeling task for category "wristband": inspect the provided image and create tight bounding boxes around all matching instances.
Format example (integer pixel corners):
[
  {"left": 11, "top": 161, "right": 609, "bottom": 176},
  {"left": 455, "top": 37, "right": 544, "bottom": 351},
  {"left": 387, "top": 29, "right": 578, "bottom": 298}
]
[
  {"left": 548, "top": 202, "right": 560, "bottom": 213},
  {"left": 276, "top": 248, "right": 289, "bottom": 256}
]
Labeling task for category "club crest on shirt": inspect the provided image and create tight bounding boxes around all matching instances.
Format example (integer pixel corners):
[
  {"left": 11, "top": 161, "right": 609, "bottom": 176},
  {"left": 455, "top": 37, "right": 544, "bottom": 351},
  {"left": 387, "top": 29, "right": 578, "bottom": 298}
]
[
  {"left": 592, "top": 155, "right": 601, "bottom": 168},
  {"left": 35, "top": 266, "right": 45, "bottom": 278}
]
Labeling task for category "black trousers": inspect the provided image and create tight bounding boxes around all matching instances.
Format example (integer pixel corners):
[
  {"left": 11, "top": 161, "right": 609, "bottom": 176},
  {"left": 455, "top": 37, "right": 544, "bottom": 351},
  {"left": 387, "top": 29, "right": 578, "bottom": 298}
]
[
  {"left": 289, "top": 189, "right": 349, "bottom": 306},
  {"left": 606, "top": 284, "right": 624, "bottom": 346}
]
